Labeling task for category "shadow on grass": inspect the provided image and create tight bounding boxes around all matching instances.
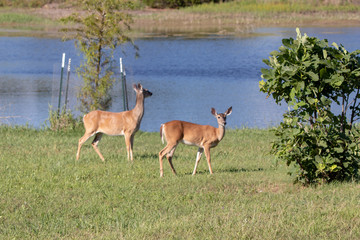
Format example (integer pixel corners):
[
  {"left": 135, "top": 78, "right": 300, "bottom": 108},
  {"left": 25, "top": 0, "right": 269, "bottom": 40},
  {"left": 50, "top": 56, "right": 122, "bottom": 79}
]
[
  {"left": 184, "top": 167, "right": 264, "bottom": 175},
  {"left": 219, "top": 167, "right": 264, "bottom": 173},
  {"left": 137, "top": 153, "right": 159, "bottom": 160}
]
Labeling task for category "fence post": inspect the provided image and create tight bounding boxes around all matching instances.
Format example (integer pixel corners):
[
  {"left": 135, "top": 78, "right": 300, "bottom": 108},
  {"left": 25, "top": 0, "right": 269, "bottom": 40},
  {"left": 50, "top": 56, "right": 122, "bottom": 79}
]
[
  {"left": 120, "top": 58, "right": 129, "bottom": 111},
  {"left": 57, "top": 53, "right": 65, "bottom": 115},
  {"left": 124, "top": 70, "right": 129, "bottom": 111},
  {"left": 64, "top": 58, "right": 71, "bottom": 111}
]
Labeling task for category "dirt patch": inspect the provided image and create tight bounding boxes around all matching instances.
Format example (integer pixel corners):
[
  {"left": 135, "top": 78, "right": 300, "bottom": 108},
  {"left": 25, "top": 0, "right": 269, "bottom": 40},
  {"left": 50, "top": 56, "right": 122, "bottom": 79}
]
[
  {"left": 31, "top": 3, "right": 81, "bottom": 19},
  {"left": 31, "top": 3, "right": 171, "bottom": 20}
]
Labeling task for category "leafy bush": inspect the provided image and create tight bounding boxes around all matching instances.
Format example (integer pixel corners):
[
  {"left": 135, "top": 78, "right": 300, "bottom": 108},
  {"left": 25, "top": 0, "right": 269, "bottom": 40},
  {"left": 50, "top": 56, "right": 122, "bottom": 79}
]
[
  {"left": 47, "top": 106, "right": 79, "bottom": 131},
  {"left": 260, "top": 28, "right": 360, "bottom": 185}
]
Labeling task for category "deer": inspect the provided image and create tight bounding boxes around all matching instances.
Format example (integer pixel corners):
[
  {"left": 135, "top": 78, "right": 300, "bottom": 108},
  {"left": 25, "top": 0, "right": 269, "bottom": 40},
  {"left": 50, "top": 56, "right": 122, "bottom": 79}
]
[
  {"left": 158, "top": 106, "right": 232, "bottom": 177},
  {"left": 76, "top": 83, "right": 152, "bottom": 162}
]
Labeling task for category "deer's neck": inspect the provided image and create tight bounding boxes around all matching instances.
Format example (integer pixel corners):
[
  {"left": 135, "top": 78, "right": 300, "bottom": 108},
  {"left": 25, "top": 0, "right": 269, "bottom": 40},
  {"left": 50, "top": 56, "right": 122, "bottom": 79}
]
[
  {"left": 217, "top": 124, "right": 226, "bottom": 142},
  {"left": 132, "top": 93, "right": 145, "bottom": 121}
]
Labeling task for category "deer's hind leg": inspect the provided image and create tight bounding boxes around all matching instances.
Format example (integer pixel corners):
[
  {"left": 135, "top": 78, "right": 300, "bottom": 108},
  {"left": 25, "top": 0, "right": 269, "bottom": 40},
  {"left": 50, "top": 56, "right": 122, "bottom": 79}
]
[
  {"left": 166, "top": 146, "right": 178, "bottom": 175},
  {"left": 91, "top": 132, "right": 105, "bottom": 162},
  {"left": 76, "top": 132, "right": 95, "bottom": 161},
  {"left": 159, "top": 142, "right": 178, "bottom": 177}
]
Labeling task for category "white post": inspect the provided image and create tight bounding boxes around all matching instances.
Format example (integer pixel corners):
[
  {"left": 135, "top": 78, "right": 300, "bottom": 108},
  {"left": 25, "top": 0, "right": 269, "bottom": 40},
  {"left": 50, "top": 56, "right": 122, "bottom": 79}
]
[
  {"left": 62, "top": 53, "right": 65, "bottom": 68},
  {"left": 120, "top": 58, "right": 128, "bottom": 110},
  {"left": 120, "top": 57, "right": 123, "bottom": 73}
]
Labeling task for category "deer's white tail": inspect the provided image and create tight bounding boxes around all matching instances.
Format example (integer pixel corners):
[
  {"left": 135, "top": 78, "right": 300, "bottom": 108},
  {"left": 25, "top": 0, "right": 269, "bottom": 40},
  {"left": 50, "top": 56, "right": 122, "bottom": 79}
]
[{"left": 160, "top": 124, "right": 165, "bottom": 144}]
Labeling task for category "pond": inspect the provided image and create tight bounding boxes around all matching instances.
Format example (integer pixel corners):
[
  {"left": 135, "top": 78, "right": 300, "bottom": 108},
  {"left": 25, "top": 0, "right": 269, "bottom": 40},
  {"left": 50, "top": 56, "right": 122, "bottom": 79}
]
[{"left": 0, "top": 27, "right": 359, "bottom": 132}]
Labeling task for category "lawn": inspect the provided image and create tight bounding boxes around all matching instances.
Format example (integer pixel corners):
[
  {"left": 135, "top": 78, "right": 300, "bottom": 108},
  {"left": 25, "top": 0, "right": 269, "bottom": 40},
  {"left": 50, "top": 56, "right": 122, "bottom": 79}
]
[{"left": 1, "top": 126, "right": 359, "bottom": 239}]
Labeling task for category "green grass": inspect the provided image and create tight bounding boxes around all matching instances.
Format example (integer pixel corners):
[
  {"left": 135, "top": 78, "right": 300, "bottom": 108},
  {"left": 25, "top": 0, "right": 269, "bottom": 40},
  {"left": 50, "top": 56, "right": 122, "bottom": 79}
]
[
  {"left": 0, "top": 12, "right": 44, "bottom": 23},
  {"left": 133, "top": 0, "right": 360, "bottom": 37},
  {"left": 183, "top": 0, "right": 360, "bottom": 14},
  {"left": 0, "top": 11, "right": 57, "bottom": 32},
  {"left": 0, "top": 12, "right": 49, "bottom": 25},
  {"left": 1, "top": 126, "right": 360, "bottom": 239}
]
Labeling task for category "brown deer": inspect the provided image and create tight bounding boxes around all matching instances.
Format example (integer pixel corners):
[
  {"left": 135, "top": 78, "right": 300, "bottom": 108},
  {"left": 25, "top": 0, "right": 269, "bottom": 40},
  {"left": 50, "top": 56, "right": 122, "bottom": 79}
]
[
  {"left": 76, "top": 83, "right": 152, "bottom": 162},
  {"left": 159, "top": 106, "right": 232, "bottom": 177}
]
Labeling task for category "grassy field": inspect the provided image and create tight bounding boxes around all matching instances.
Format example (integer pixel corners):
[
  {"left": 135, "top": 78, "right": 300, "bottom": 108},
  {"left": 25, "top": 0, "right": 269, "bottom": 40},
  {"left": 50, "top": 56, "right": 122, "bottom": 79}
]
[
  {"left": 134, "top": 0, "right": 360, "bottom": 36},
  {"left": 1, "top": 126, "right": 360, "bottom": 239},
  {"left": 0, "top": 9, "right": 57, "bottom": 27},
  {"left": 184, "top": 0, "right": 360, "bottom": 14}
]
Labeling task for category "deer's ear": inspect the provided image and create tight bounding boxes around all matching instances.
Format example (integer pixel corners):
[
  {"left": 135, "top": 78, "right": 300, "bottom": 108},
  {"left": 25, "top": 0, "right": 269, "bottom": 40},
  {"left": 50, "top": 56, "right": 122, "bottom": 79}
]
[
  {"left": 138, "top": 83, "right": 143, "bottom": 90},
  {"left": 225, "top": 106, "right": 232, "bottom": 116},
  {"left": 211, "top": 108, "right": 217, "bottom": 116},
  {"left": 133, "top": 84, "right": 140, "bottom": 92}
]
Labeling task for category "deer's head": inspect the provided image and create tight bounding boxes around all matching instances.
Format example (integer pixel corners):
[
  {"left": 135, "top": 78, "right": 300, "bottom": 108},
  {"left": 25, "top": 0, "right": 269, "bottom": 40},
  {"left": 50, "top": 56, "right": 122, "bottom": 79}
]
[
  {"left": 133, "top": 83, "right": 152, "bottom": 98},
  {"left": 211, "top": 107, "right": 232, "bottom": 127}
]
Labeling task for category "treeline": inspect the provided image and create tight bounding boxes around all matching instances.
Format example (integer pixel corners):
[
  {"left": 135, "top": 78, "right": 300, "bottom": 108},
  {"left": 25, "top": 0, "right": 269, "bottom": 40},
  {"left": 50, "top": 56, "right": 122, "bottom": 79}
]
[
  {"left": 0, "top": 0, "right": 229, "bottom": 8},
  {"left": 143, "top": 0, "right": 229, "bottom": 8},
  {"left": 1, "top": 0, "right": 358, "bottom": 8}
]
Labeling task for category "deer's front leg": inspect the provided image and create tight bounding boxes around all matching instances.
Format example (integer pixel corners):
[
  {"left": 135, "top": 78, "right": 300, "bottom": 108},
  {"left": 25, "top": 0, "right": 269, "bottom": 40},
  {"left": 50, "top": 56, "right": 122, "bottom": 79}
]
[
  {"left": 192, "top": 147, "right": 204, "bottom": 175},
  {"left": 203, "top": 146, "right": 213, "bottom": 174},
  {"left": 124, "top": 134, "right": 133, "bottom": 162},
  {"left": 130, "top": 134, "right": 135, "bottom": 162}
]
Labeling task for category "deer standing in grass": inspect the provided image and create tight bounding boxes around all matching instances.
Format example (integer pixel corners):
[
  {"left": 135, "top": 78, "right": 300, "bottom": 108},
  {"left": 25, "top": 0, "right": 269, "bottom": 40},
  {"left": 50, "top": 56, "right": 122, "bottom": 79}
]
[
  {"left": 76, "top": 83, "right": 152, "bottom": 162},
  {"left": 159, "top": 106, "right": 232, "bottom": 177}
]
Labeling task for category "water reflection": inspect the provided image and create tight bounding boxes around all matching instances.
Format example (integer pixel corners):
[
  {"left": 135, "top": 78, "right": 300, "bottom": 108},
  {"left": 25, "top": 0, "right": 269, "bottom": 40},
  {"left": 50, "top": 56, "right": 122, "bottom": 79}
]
[{"left": 0, "top": 27, "right": 359, "bottom": 131}]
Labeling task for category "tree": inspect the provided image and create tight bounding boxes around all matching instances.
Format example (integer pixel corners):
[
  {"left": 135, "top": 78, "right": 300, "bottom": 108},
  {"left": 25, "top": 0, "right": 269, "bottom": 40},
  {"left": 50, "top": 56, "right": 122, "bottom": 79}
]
[
  {"left": 61, "top": 0, "right": 138, "bottom": 112},
  {"left": 259, "top": 28, "right": 360, "bottom": 185}
]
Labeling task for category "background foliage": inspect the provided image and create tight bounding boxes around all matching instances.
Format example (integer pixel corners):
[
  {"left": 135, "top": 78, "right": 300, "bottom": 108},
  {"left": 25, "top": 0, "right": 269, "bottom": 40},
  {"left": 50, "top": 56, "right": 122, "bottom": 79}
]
[
  {"left": 61, "top": 0, "right": 138, "bottom": 113},
  {"left": 142, "top": 0, "right": 226, "bottom": 9},
  {"left": 0, "top": 0, "right": 223, "bottom": 8},
  {"left": 260, "top": 28, "right": 360, "bottom": 185},
  {"left": 1, "top": 0, "right": 359, "bottom": 8}
]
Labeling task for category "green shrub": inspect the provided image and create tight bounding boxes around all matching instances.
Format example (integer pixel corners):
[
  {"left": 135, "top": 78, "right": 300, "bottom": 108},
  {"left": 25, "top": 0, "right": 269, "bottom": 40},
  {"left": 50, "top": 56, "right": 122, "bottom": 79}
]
[
  {"left": 46, "top": 106, "right": 79, "bottom": 131},
  {"left": 260, "top": 28, "right": 360, "bottom": 185}
]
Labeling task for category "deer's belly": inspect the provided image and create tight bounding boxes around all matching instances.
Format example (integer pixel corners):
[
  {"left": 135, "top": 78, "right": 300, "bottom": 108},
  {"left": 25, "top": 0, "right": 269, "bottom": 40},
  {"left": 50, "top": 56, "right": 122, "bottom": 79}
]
[
  {"left": 98, "top": 129, "right": 125, "bottom": 136},
  {"left": 181, "top": 139, "right": 201, "bottom": 147}
]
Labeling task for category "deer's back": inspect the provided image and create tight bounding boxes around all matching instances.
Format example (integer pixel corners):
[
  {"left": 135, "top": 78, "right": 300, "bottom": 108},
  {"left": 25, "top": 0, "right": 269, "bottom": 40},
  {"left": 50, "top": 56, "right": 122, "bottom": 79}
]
[
  {"left": 83, "top": 110, "right": 135, "bottom": 135},
  {"left": 163, "top": 120, "right": 218, "bottom": 146}
]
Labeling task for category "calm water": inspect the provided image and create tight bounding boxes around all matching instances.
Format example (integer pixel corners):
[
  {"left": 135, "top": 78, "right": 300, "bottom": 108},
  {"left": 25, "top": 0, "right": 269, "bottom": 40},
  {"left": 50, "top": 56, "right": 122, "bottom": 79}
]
[{"left": 0, "top": 27, "right": 359, "bottom": 132}]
